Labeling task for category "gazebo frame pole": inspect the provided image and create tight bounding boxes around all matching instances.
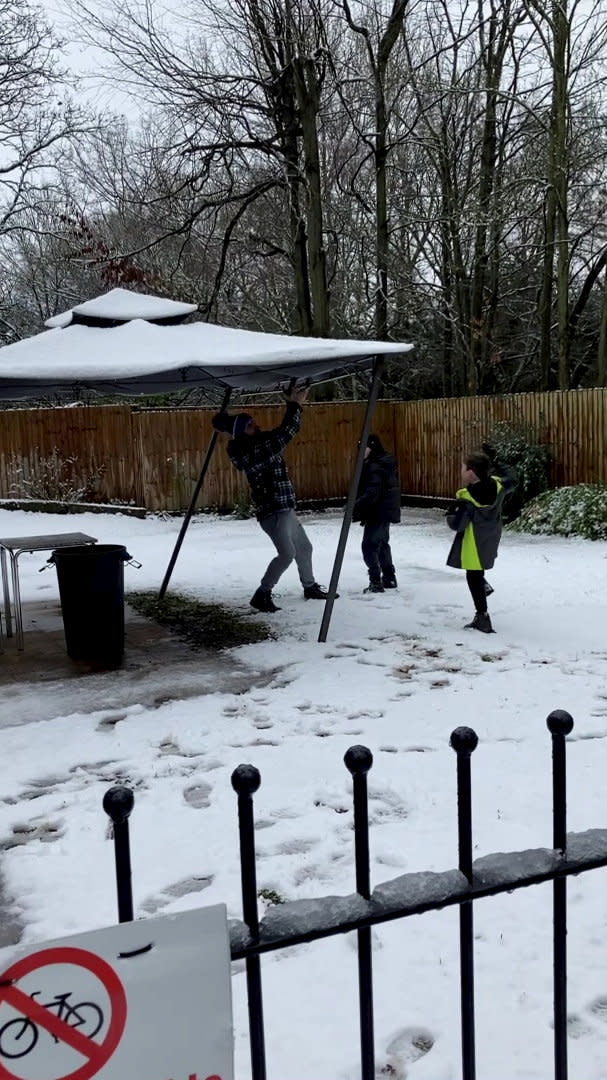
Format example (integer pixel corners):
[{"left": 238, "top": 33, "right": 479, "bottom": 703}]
[
  {"left": 318, "top": 357, "right": 385, "bottom": 643},
  {"left": 159, "top": 386, "right": 232, "bottom": 599}
]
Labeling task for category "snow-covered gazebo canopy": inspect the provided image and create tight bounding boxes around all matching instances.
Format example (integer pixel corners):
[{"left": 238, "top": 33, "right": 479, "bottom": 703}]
[
  {"left": 0, "top": 289, "right": 413, "bottom": 399},
  {"left": 0, "top": 288, "right": 415, "bottom": 640},
  {"left": 44, "top": 287, "right": 198, "bottom": 329}
]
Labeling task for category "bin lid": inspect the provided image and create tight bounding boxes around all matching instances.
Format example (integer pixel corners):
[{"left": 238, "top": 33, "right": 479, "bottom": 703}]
[{"left": 50, "top": 544, "right": 132, "bottom": 560}]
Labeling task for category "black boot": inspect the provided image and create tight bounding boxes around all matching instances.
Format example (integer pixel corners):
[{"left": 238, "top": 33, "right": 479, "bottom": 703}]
[
  {"left": 364, "top": 578, "right": 384, "bottom": 593},
  {"left": 382, "top": 572, "right": 398, "bottom": 589},
  {"left": 250, "top": 588, "right": 280, "bottom": 613},
  {"left": 483, "top": 578, "right": 494, "bottom": 597},
  {"left": 303, "top": 583, "right": 338, "bottom": 600},
  {"left": 465, "top": 611, "right": 494, "bottom": 633}
]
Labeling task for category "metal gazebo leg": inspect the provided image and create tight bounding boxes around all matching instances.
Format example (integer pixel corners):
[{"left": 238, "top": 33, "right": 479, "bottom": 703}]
[
  {"left": 318, "top": 357, "right": 385, "bottom": 643},
  {"left": 158, "top": 386, "right": 232, "bottom": 600}
]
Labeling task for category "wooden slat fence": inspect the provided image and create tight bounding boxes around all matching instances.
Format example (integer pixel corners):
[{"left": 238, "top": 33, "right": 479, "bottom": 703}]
[{"left": 0, "top": 389, "right": 605, "bottom": 512}]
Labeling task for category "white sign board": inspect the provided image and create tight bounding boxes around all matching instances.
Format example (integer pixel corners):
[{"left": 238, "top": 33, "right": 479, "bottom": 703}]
[{"left": 0, "top": 905, "right": 233, "bottom": 1080}]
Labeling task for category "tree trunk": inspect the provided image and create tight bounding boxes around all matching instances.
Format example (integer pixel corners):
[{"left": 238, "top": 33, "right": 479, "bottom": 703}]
[
  {"left": 375, "top": 86, "right": 389, "bottom": 341},
  {"left": 598, "top": 270, "right": 607, "bottom": 386},
  {"left": 538, "top": 185, "right": 557, "bottom": 388},
  {"left": 553, "top": 0, "right": 570, "bottom": 389},
  {"left": 293, "top": 57, "right": 331, "bottom": 336}
]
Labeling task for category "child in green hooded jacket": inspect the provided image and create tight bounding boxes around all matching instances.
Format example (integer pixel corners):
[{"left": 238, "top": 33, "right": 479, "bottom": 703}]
[{"left": 446, "top": 449, "right": 515, "bottom": 633}]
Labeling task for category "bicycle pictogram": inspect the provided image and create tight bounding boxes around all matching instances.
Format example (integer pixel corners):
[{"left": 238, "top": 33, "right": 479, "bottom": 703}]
[{"left": 0, "top": 992, "right": 104, "bottom": 1059}]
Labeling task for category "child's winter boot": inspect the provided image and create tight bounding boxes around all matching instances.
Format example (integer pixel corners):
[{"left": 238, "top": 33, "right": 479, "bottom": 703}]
[
  {"left": 465, "top": 611, "right": 494, "bottom": 633},
  {"left": 364, "top": 577, "right": 384, "bottom": 593}
]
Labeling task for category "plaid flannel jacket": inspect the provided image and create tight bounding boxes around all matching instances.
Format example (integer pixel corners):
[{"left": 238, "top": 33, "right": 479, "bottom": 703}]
[{"left": 227, "top": 402, "right": 302, "bottom": 520}]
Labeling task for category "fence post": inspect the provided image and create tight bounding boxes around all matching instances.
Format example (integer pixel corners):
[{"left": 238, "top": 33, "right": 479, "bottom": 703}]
[
  {"left": 547, "top": 709, "right": 574, "bottom": 1080},
  {"left": 231, "top": 764, "right": 266, "bottom": 1080},
  {"left": 450, "top": 726, "right": 478, "bottom": 1080},
  {"left": 103, "top": 786, "right": 134, "bottom": 923},
  {"left": 345, "top": 745, "right": 375, "bottom": 1080}
]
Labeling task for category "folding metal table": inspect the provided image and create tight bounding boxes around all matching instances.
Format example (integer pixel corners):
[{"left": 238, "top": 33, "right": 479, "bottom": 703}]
[{"left": 0, "top": 532, "right": 97, "bottom": 651}]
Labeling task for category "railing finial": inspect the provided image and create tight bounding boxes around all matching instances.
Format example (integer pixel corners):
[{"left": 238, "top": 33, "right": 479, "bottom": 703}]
[
  {"left": 547, "top": 710, "right": 574, "bottom": 737},
  {"left": 449, "top": 726, "right": 479, "bottom": 756},
  {"left": 231, "top": 763, "right": 261, "bottom": 795},
  {"left": 102, "top": 785, "right": 134, "bottom": 825},
  {"left": 344, "top": 745, "right": 373, "bottom": 775}
]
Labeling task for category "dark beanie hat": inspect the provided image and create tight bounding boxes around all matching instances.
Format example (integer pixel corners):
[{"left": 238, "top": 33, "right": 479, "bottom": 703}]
[
  {"left": 367, "top": 433, "right": 385, "bottom": 455},
  {"left": 212, "top": 412, "right": 253, "bottom": 438},
  {"left": 232, "top": 413, "right": 253, "bottom": 439},
  {"left": 212, "top": 412, "right": 233, "bottom": 434}
]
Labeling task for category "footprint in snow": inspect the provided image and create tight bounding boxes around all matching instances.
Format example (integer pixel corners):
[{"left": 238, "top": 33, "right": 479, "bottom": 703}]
[
  {"left": 183, "top": 781, "right": 212, "bottom": 809},
  {"left": 140, "top": 874, "right": 214, "bottom": 915},
  {"left": 158, "top": 738, "right": 203, "bottom": 759},
  {"left": 570, "top": 730, "right": 607, "bottom": 741},
  {"left": 97, "top": 712, "right": 129, "bottom": 731},
  {"left": 588, "top": 996, "right": 607, "bottom": 1020},
  {"left": 565, "top": 1014, "right": 594, "bottom": 1039},
  {"left": 1, "top": 818, "right": 65, "bottom": 849},
  {"left": 275, "top": 836, "right": 318, "bottom": 855},
  {"left": 380, "top": 1026, "right": 435, "bottom": 1077},
  {"left": 368, "top": 787, "right": 408, "bottom": 824},
  {"left": 252, "top": 714, "right": 273, "bottom": 729}
]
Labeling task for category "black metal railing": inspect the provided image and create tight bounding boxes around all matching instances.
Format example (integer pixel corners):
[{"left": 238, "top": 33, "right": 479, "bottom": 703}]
[{"left": 102, "top": 709, "right": 607, "bottom": 1080}]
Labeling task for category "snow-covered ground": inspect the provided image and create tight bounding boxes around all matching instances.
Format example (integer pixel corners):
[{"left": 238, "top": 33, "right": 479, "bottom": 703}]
[{"left": 1, "top": 505, "right": 607, "bottom": 1079}]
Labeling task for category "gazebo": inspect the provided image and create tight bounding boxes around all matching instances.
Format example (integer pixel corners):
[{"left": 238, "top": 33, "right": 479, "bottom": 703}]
[{"left": 0, "top": 289, "right": 414, "bottom": 640}]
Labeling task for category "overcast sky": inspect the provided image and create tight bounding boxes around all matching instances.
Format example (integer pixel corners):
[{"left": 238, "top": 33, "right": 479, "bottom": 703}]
[{"left": 42, "top": 0, "right": 143, "bottom": 121}]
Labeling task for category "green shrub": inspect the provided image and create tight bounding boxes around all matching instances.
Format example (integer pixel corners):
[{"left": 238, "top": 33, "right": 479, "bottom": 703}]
[
  {"left": 232, "top": 492, "right": 254, "bottom": 519},
  {"left": 258, "top": 887, "right": 286, "bottom": 905},
  {"left": 509, "top": 484, "right": 607, "bottom": 540},
  {"left": 486, "top": 421, "right": 550, "bottom": 520}
]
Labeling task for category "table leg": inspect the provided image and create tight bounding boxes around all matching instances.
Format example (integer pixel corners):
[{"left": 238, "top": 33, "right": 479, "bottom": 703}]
[
  {"left": 10, "top": 554, "right": 24, "bottom": 651},
  {"left": 0, "top": 548, "right": 12, "bottom": 638}
]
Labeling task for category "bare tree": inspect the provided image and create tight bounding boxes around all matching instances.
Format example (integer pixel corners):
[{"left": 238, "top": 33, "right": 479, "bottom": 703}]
[
  {"left": 67, "top": 0, "right": 338, "bottom": 334},
  {"left": 0, "top": 0, "right": 87, "bottom": 236},
  {"left": 337, "top": 0, "right": 407, "bottom": 340}
]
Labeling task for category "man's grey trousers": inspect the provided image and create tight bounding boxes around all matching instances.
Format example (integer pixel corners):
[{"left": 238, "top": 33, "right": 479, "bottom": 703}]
[{"left": 259, "top": 509, "right": 314, "bottom": 590}]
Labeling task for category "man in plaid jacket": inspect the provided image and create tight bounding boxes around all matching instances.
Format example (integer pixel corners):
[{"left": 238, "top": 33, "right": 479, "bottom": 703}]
[{"left": 212, "top": 385, "right": 332, "bottom": 612}]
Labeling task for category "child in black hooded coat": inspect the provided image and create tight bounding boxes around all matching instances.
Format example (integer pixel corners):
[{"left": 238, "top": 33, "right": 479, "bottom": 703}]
[{"left": 353, "top": 434, "right": 401, "bottom": 592}]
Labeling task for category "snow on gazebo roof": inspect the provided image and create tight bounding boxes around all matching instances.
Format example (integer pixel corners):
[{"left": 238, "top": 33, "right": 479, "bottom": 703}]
[
  {"left": 45, "top": 288, "right": 199, "bottom": 329},
  {"left": 0, "top": 318, "right": 414, "bottom": 399}
]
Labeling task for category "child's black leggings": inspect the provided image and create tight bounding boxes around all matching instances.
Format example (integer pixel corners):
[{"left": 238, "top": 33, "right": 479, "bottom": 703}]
[{"left": 466, "top": 570, "right": 487, "bottom": 613}]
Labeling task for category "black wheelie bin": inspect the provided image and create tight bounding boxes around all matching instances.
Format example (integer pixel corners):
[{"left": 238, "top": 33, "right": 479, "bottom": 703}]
[{"left": 50, "top": 544, "right": 133, "bottom": 665}]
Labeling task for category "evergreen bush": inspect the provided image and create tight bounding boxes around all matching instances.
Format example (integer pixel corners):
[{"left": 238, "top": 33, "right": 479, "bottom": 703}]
[
  {"left": 509, "top": 484, "right": 607, "bottom": 540},
  {"left": 486, "top": 421, "right": 550, "bottom": 520}
]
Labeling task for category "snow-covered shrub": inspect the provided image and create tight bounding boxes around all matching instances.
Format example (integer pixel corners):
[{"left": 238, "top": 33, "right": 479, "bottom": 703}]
[
  {"left": 7, "top": 448, "right": 106, "bottom": 503},
  {"left": 509, "top": 484, "right": 607, "bottom": 540},
  {"left": 487, "top": 421, "right": 550, "bottom": 521}
]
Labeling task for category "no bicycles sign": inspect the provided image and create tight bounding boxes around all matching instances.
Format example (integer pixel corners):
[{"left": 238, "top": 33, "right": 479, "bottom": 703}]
[{"left": 0, "top": 906, "right": 233, "bottom": 1080}]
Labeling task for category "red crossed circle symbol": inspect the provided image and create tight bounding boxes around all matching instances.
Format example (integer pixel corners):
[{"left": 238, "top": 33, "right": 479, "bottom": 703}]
[{"left": 0, "top": 946, "right": 127, "bottom": 1080}]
